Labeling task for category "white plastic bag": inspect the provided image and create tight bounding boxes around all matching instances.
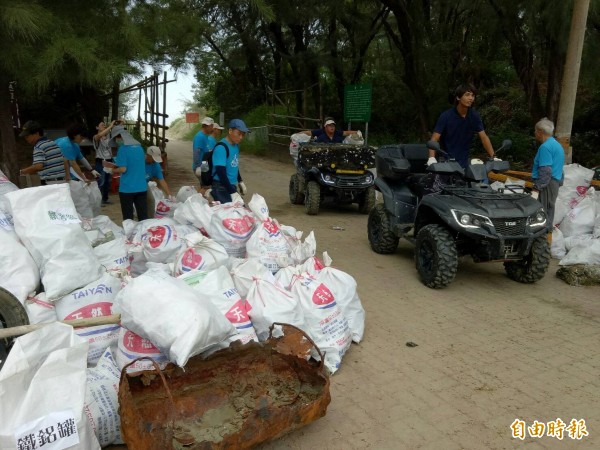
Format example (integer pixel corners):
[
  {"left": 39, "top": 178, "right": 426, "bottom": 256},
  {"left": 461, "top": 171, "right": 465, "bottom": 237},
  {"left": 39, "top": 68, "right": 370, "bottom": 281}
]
[
  {"left": 208, "top": 201, "right": 257, "bottom": 257},
  {"left": 342, "top": 130, "right": 364, "bottom": 145},
  {"left": 246, "top": 194, "right": 291, "bottom": 272},
  {"left": 69, "top": 180, "right": 101, "bottom": 218},
  {"left": 229, "top": 257, "right": 278, "bottom": 299},
  {"left": 173, "top": 193, "right": 211, "bottom": 234},
  {"left": 113, "top": 269, "right": 235, "bottom": 366},
  {"left": 558, "top": 191, "right": 596, "bottom": 238},
  {"left": 138, "top": 218, "right": 182, "bottom": 263},
  {"left": 559, "top": 239, "right": 600, "bottom": 265},
  {"left": 550, "top": 227, "right": 566, "bottom": 260},
  {"left": 5, "top": 184, "right": 103, "bottom": 300},
  {"left": 289, "top": 273, "right": 352, "bottom": 374},
  {"left": 0, "top": 323, "right": 100, "bottom": 450},
  {"left": 317, "top": 252, "right": 365, "bottom": 343},
  {"left": 173, "top": 232, "right": 229, "bottom": 276},
  {"left": 289, "top": 133, "right": 311, "bottom": 164},
  {"left": 84, "top": 348, "right": 123, "bottom": 446},
  {"left": 176, "top": 186, "right": 198, "bottom": 204}
]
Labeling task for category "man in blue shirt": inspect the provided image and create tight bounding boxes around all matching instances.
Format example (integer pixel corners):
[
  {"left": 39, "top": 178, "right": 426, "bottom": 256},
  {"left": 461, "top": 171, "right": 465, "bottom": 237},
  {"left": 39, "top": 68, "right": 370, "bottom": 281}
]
[
  {"left": 105, "top": 125, "right": 148, "bottom": 221},
  {"left": 18, "top": 121, "right": 68, "bottom": 185},
  {"left": 145, "top": 146, "right": 172, "bottom": 197},
  {"left": 192, "top": 116, "right": 214, "bottom": 181},
  {"left": 55, "top": 123, "right": 100, "bottom": 182},
  {"left": 211, "top": 119, "right": 249, "bottom": 204},
  {"left": 207, "top": 123, "right": 223, "bottom": 150},
  {"left": 302, "top": 117, "right": 360, "bottom": 143},
  {"left": 532, "top": 118, "right": 565, "bottom": 231},
  {"left": 429, "top": 84, "right": 496, "bottom": 168}
]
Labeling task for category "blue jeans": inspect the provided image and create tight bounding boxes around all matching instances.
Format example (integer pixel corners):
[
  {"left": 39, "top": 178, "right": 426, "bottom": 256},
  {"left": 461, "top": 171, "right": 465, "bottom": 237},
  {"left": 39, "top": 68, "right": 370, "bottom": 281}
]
[
  {"left": 95, "top": 158, "right": 113, "bottom": 202},
  {"left": 211, "top": 181, "right": 235, "bottom": 203}
]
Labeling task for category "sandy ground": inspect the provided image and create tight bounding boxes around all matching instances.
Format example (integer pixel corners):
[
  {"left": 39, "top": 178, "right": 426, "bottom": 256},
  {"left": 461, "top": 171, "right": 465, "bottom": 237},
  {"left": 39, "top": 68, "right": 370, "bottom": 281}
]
[{"left": 105, "top": 139, "right": 600, "bottom": 450}]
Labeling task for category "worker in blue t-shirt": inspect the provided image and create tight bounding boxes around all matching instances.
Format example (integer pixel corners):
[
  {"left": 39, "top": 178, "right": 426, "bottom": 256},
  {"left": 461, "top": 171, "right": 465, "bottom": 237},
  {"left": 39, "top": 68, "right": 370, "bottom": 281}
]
[
  {"left": 210, "top": 119, "right": 249, "bottom": 204},
  {"left": 302, "top": 117, "right": 360, "bottom": 143},
  {"left": 192, "top": 116, "right": 214, "bottom": 181},
  {"left": 55, "top": 123, "right": 100, "bottom": 182},
  {"left": 428, "top": 84, "right": 496, "bottom": 168},
  {"left": 207, "top": 123, "right": 223, "bottom": 150},
  {"left": 105, "top": 125, "right": 148, "bottom": 221}
]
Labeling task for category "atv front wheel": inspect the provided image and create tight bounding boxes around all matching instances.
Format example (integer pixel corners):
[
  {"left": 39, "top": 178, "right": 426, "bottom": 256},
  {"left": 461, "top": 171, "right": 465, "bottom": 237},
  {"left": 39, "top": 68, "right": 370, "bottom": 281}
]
[
  {"left": 358, "top": 186, "right": 376, "bottom": 214},
  {"left": 504, "top": 235, "right": 551, "bottom": 283},
  {"left": 289, "top": 174, "right": 305, "bottom": 205},
  {"left": 415, "top": 224, "right": 458, "bottom": 289},
  {"left": 305, "top": 181, "right": 321, "bottom": 215},
  {"left": 0, "top": 287, "right": 30, "bottom": 370},
  {"left": 368, "top": 203, "right": 399, "bottom": 254}
]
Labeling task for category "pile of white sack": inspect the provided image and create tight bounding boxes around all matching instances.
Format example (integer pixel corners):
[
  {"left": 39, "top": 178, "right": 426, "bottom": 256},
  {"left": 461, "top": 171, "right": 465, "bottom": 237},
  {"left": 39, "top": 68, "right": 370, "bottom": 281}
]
[
  {"left": 549, "top": 164, "right": 600, "bottom": 266},
  {"left": 0, "top": 173, "right": 366, "bottom": 449}
]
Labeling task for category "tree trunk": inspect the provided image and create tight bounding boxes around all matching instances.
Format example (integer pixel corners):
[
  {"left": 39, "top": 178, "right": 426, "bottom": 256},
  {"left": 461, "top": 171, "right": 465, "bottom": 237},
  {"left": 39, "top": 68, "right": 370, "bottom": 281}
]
[
  {"left": 0, "top": 77, "right": 20, "bottom": 185},
  {"left": 111, "top": 78, "right": 120, "bottom": 120}
]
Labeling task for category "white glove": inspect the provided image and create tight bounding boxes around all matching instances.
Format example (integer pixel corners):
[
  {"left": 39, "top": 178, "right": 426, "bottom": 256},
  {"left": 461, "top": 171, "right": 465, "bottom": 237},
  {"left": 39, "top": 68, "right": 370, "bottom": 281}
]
[
  {"left": 204, "top": 188, "right": 213, "bottom": 201},
  {"left": 91, "top": 170, "right": 101, "bottom": 178},
  {"left": 493, "top": 157, "right": 502, "bottom": 161},
  {"left": 194, "top": 167, "right": 203, "bottom": 178},
  {"left": 167, "top": 195, "right": 176, "bottom": 202},
  {"left": 103, "top": 167, "right": 113, "bottom": 174},
  {"left": 356, "top": 130, "right": 363, "bottom": 138},
  {"left": 238, "top": 181, "right": 247, "bottom": 195},
  {"left": 470, "top": 158, "right": 484, "bottom": 165},
  {"left": 531, "top": 190, "right": 539, "bottom": 200},
  {"left": 427, "top": 157, "right": 437, "bottom": 166}
]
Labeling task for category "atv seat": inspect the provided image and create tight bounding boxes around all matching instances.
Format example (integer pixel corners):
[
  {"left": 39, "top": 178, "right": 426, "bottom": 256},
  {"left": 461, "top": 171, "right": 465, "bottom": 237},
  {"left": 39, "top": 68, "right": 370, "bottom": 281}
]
[{"left": 376, "top": 144, "right": 429, "bottom": 180}]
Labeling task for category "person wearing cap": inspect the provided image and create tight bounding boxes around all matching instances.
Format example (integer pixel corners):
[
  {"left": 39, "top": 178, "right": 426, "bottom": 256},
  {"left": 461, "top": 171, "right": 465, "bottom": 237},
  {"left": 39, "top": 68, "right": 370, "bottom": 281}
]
[
  {"left": 18, "top": 121, "right": 69, "bottom": 185},
  {"left": 93, "top": 120, "right": 117, "bottom": 204},
  {"left": 192, "top": 116, "right": 214, "bottom": 181},
  {"left": 211, "top": 118, "right": 249, "bottom": 203},
  {"left": 104, "top": 125, "right": 149, "bottom": 221},
  {"left": 302, "top": 117, "right": 360, "bottom": 143},
  {"left": 145, "top": 146, "right": 172, "bottom": 197},
  {"left": 55, "top": 123, "right": 100, "bottom": 182},
  {"left": 208, "top": 123, "right": 224, "bottom": 150}
]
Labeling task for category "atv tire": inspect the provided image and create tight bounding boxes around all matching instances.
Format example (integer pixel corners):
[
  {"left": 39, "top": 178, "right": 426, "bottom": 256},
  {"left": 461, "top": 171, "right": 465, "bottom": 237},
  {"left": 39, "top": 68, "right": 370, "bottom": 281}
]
[
  {"left": 289, "top": 174, "right": 305, "bottom": 205},
  {"left": 305, "top": 181, "right": 321, "bottom": 215},
  {"left": 504, "top": 235, "right": 551, "bottom": 283},
  {"left": 358, "top": 186, "right": 376, "bottom": 214},
  {"left": 415, "top": 224, "right": 458, "bottom": 289},
  {"left": 0, "top": 287, "right": 30, "bottom": 370},
  {"left": 368, "top": 203, "right": 399, "bottom": 254}
]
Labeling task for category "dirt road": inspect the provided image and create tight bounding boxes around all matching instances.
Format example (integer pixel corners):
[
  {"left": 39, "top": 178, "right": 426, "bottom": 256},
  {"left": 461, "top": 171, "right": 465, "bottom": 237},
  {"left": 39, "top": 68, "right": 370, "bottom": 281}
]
[{"left": 105, "top": 139, "right": 600, "bottom": 449}]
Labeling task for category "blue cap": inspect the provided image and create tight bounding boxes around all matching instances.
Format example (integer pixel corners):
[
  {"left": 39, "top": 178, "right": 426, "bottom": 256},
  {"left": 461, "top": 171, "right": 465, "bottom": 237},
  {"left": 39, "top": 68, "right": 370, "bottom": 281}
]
[{"left": 228, "top": 119, "right": 251, "bottom": 133}]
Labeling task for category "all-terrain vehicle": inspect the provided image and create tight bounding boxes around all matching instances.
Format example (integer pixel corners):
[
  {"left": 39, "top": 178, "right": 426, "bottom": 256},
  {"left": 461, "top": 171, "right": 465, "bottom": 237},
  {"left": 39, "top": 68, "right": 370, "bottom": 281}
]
[
  {"left": 289, "top": 143, "right": 377, "bottom": 215},
  {"left": 367, "top": 140, "right": 551, "bottom": 288}
]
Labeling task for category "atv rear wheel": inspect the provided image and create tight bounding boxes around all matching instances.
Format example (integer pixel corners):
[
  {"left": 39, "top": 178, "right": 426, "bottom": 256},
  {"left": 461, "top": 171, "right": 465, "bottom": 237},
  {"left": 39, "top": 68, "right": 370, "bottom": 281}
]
[
  {"left": 357, "top": 186, "right": 376, "bottom": 214},
  {"left": 504, "top": 235, "right": 551, "bottom": 283},
  {"left": 0, "top": 287, "right": 30, "bottom": 370},
  {"left": 289, "top": 174, "right": 305, "bottom": 204},
  {"left": 415, "top": 224, "right": 458, "bottom": 289},
  {"left": 305, "top": 181, "right": 321, "bottom": 215},
  {"left": 368, "top": 203, "right": 399, "bottom": 254}
]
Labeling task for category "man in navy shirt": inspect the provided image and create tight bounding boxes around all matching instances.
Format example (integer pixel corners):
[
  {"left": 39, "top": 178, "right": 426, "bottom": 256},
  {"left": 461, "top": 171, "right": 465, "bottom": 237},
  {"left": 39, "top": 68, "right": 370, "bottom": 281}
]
[
  {"left": 428, "top": 84, "right": 496, "bottom": 168},
  {"left": 302, "top": 117, "right": 360, "bottom": 143}
]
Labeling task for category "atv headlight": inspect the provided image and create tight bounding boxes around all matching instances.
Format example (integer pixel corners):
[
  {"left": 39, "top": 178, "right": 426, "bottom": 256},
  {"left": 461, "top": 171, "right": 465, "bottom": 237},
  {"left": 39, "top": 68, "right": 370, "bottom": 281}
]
[
  {"left": 527, "top": 209, "right": 547, "bottom": 228},
  {"left": 365, "top": 174, "right": 373, "bottom": 183},
  {"left": 451, "top": 209, "right": 493, "bottom": 229}
]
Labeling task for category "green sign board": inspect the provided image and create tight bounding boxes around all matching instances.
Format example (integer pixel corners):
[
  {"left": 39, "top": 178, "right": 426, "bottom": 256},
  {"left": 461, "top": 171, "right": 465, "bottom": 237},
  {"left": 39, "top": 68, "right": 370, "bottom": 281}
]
[{"left": 344, "top": 83, "right": 372, "bottom": 122}]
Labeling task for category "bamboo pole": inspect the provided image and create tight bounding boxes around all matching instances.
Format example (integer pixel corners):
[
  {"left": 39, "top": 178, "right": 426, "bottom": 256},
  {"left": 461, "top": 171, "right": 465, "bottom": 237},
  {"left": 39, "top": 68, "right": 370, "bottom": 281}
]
[{"left": 0, "top": 314, "right": 121, "bottom": 339}]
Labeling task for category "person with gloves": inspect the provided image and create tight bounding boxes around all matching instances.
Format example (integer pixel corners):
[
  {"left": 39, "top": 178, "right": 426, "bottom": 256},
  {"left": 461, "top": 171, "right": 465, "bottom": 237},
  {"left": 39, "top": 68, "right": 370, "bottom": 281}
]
[
  {"left": 428, "top": 84, "right": 497, "bottom": 169},
  {"left": 192, "top": 116, "right": 214, "bottom": 184},
  {"left": 301, "top": 117, "right": 361, "bottom": 143},
  {"left": 531, "top": 118, "right": 564, "bottom": 231},
  {"left": 18, "top": 120, "right": 68, "bottom": 185},
  {"left": 55, "top": 123, "right": 101, "bottom": 182},
  {"left": 93, "top": 120, "right": 117, "bottom": 204},
  {"left": 145, "top": 146, "right": 173, "bottom": 198},
  {"left": 210, "top": 119, "right": 249, "bottom": 204}
]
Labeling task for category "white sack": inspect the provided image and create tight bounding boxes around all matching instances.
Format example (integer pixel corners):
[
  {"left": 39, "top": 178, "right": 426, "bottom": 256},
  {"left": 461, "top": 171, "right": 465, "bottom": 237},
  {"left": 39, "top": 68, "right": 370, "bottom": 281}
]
[
  {"left": 115, "top": 327, "right": 169, "bottom": 374},
  {"left": 550, "top": 227, "right": 566, "bottom": 260},
  {"left": 246, "top": 276, "right": 304, "bottom": 342},
  {"left": 0, "top": 169, "right": 19, "bottom": 195},
  {"left": 176, "top": 186, "right": 198, "bottom": 204},
  {"left": 558, "top": 191, "right": 596, "bottom": 238},
  {"left": 274, "top": 264, "right": 299, "bottom": 290},
  {"left": 0, "top": 231, "right": 39, "bottom": 304},
  {"left": 173, "top": 193, "right": 211, "bottom": 234},
  {"left": 207, "top": 201, "right": 257, "bottom": 257},
  {"left": 5, "top": 184, "right": 103, "bottom": 300},
  {"left": 559, "top": 239, "right": 600, "bottom": 266},
  {"left": 317, "top": 252, "right": 365, "bottom": 343},
  {"left": 173, "top": 232, "right": 229, "bottom": 276},
  {"left": 113, "top": 269, "right": 235, "bottom": 367},
  {"left": 246, "top": 194, "right": 291, "bottom": 272},
  {"left": 0, "top": 323, "right": 100, "bottom": 450},
  {"left": 24, "top": 292, "right": 57, "bottom": 324},
  {"left": 289, "top": 273, "right": 352, "bottom": 374},
  {"left": 230, "top": 257, "right": 278, "bottom": 298},
  {"left": 289, "top": 133, "right": 311, "bottom": 163},
  {"left": 137, "top": 218, "right": 182, "bottom": 263},
  {"left": 69, "top": 180, "right": 101, "bottom": 218},
  {"left": 55, "top": 273, "right": 122, "bottom": 365},
  {"left": 84, "top": 348, "right": 123, "bottom": 446},
  {"left": 94, "top": 237, "right": 130, "bottom": 272},
  {"left": 564, "top": 234, "right": 595, "bottom": 252}
]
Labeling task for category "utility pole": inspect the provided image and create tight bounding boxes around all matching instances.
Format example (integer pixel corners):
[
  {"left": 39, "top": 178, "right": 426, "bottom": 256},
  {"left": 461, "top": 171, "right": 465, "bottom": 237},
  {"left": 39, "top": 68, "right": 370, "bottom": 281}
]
[{"left": 555, "top": 0, "right": 590, "bottom": 163}]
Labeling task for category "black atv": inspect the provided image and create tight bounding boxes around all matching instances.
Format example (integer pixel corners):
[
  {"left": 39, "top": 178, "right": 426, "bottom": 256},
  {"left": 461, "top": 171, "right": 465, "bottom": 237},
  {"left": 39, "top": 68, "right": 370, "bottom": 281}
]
[
  {"left": 367, "top": 140, "right": 551, "bottom": 289},
  {"left": 289, "top": 143, "right": 377, "bottom": 215}
]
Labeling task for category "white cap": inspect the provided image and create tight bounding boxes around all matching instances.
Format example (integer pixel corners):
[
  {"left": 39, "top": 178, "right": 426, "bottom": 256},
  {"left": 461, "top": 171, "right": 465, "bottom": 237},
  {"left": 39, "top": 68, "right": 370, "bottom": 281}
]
[
  {"left": 146, "top": 146, "right": 162, "bottom": 163},
  {"left": 213, "top": 123, "right": 224, "bottom": 130},
  {"left": 201, "top": 117, "right": 214, "bottom": 126},
  {"left": 324, "top": 119, "right": 336, "bottom": 126}
]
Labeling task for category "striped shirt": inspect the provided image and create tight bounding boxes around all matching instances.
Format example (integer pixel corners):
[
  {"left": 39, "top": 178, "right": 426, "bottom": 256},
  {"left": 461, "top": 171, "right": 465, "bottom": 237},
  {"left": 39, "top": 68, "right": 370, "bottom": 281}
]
[{"left": 33, "top": 137, "right": 66, "bottom": 180}]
